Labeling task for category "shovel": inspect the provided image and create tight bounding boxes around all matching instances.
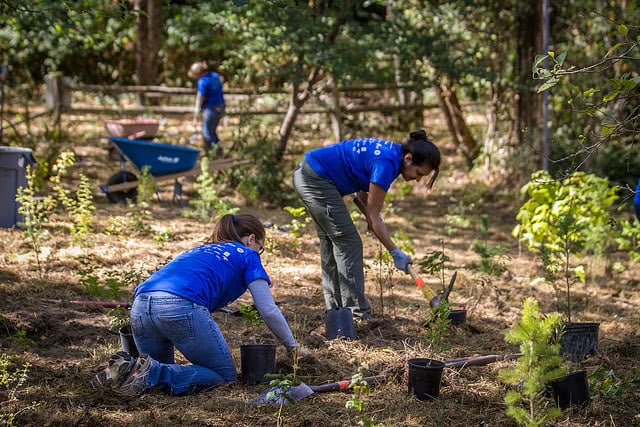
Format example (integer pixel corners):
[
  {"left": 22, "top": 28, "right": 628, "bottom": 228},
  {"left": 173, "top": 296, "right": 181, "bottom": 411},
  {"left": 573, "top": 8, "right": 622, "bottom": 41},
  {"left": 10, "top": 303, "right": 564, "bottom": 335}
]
[
  {"left": 252, "top": 352, "right": 521, "bottom": 405},
  {"left": 250, "top": 375, "right": 386, "bottom": 405},
  {"left": 444, "top": 353, "right": 521, "bottom": 368}
]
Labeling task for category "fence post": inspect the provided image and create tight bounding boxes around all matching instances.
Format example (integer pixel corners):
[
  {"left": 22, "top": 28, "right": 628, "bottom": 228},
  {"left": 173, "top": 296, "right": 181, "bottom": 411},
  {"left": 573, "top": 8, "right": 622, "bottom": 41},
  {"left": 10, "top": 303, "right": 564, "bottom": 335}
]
[{"left": 45, "top": 73, "right": 71, "bottom": 133}]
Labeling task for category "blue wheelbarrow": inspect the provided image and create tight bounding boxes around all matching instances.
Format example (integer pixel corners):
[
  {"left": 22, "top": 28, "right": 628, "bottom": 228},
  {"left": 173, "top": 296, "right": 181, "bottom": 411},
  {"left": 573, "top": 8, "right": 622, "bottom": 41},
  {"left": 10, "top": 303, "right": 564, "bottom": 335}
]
[
  {"left": 101, "top": 137, "right": 251, "bottom": 204},
  {"left": 101, "top": 137, "right": 201, "bottom": 204}
]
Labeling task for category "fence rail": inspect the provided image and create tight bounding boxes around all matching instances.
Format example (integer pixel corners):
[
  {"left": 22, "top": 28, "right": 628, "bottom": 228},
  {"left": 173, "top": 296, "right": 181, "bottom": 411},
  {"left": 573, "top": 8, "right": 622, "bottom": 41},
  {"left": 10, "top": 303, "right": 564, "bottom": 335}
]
[{"left": 1, "top": 75, "right": 434, "bottom": 131}]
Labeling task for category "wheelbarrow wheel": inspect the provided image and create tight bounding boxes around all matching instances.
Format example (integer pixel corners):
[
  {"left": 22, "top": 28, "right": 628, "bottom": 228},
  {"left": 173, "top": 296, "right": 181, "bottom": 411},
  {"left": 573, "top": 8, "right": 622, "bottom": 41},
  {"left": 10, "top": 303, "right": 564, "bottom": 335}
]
[{"left": 105, "top": 171, "right": 138, "bottom": 204}]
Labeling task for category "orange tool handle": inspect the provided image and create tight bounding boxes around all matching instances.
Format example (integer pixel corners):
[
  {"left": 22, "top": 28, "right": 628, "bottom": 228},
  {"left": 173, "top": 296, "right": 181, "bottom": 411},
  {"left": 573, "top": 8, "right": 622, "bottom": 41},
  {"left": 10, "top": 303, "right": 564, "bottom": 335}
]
[{"left": 407, "top": 265, "right": 425, "bottom": 289}]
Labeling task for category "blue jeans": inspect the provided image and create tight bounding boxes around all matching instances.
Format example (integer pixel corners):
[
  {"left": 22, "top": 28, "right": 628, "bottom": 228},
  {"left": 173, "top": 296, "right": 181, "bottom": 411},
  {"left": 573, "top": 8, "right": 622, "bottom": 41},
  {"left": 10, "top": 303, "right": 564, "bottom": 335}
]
[
  {"left": 202, "top": 105, "right": 224, "bottom": 149},
  {"left": 635, "top": 204, "right": 640, "bottom": 222},
  {"left": 293, "top": 159, "right": 371, "bottom": 319},
  {"left": 130, "top": 291, "right": 237, "bottom": 395}
]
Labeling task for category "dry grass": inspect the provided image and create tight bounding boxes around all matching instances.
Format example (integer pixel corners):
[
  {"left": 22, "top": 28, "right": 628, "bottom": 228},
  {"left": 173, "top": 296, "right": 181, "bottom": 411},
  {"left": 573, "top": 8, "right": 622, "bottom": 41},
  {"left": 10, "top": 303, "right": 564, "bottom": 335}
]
[{"left": 1, "top": 116, "right": 639, "bottom": 426}]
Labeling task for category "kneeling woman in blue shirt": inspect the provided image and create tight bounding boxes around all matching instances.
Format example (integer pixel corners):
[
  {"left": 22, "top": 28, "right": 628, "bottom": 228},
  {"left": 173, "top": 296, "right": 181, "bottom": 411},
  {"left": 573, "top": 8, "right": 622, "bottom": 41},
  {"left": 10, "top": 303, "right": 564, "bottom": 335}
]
[{"left": 92, "top": 214, "right": 311, "bottom": 396}]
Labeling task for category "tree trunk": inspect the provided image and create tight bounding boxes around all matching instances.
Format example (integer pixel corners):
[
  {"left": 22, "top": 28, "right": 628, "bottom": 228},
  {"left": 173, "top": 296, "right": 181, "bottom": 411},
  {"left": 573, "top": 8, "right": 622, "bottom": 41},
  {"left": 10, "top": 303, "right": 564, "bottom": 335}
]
[
  {"left": 134, "top": 0, "right": 162, "bottom": 106},
  {"left": 275, "top": 66, "right": 321, "bottom": 162},
  {"left": 274, "top": 12, "right": 346, "bottom": 163},
  {"left": 435, "top": 80, "right": 479, "bottom": 167},
  {"left": 326, "top": 73, "right": 343, "bottom": 142},
  {"left": 515, "top": 0, "right": 544, "bottom": 161}
]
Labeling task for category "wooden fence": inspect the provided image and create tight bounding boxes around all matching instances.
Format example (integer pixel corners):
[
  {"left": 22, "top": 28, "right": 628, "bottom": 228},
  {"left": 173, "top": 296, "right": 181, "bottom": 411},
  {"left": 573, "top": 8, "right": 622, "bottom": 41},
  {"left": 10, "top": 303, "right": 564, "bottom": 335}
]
[{"left": 48, "top": 75, "right": 435, "bottom": 117}]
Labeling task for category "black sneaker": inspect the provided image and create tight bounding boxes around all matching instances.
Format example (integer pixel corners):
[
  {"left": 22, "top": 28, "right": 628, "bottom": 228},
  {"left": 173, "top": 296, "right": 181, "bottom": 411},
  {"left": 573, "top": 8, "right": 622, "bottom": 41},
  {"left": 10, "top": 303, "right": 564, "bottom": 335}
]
[
  {"left": 90, "top": 351, "right": 135, "bottom": 389},
  {"left": 215, "top": 144, "right": 223, "bottom": 158}
]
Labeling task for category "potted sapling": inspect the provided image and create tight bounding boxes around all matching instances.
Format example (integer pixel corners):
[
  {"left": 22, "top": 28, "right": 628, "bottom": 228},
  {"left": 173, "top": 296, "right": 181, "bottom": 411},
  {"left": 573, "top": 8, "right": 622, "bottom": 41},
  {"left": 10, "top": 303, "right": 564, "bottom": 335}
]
[
  {"left": 419, "top": 245, "right": 465, "bottom": 326},
  {"left": 239, "top": 303, "right": 276, "bottom": 385},
  {"left": 107, "top": 306, "right": 139, "bottom": 358},
  {"left": 513, "top": 171, "right": 618, "bottom": 362},
  {"left": 499, "top": 297, "right": 567, "bottom": 425}
]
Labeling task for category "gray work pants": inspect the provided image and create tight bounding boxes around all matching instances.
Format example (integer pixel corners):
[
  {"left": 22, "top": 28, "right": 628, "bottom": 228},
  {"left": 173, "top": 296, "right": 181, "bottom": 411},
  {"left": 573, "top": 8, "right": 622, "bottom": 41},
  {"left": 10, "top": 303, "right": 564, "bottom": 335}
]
[{"left": 293, "top": 159, "right": 372, "bottom": 319}]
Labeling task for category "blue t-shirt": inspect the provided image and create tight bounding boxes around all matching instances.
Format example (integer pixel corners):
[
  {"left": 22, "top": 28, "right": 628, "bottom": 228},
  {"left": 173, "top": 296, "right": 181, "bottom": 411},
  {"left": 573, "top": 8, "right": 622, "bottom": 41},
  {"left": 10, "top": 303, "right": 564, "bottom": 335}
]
[
  {"left": 304, "top": 138, "right": 402, "bottom": 195},
  {"left": 635, "top": 179, "right": 640, "bottom": 205},
  {"left": 197, "top": 72, "right": 225, "bottom": 109},
  {"left": 134, "top": 242, "right": 269, "bottom": 312}
]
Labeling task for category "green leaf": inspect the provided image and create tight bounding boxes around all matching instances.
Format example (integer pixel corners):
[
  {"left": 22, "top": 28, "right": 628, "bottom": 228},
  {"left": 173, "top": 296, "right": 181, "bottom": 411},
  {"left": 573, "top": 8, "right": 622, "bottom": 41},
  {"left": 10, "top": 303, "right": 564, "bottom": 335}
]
[
  {"left": 602, "top": 91, "right": 619, "bottom": 103},
  {"left": 537, "top": 77, "right": 559, "bottom": 93},
  {"left": 606, "top": 42, "right": 625, "bottom": 58},
  {"left": 618, "top": 24, "right": 628, "bottom": 36},
  {"left": 556, "top": 51, "right": 567, "bottom": 66},
  {"left": 532, "top": 54, "right": 549, "bottom": 70},
  {"left": 601, "top": 123, "right": 617, "bottom": 136},
  {"left": 583, "top": 88, "right": 600, "bottom": 97}
]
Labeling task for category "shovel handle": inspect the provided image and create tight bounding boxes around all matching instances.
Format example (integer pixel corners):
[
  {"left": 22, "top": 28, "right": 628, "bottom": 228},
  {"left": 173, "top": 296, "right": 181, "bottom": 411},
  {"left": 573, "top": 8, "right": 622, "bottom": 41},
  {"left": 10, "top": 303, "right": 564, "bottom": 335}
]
[
  {"left": 407, "top": 265, "right": 424, "bottom": 288},
  {"left": 49, "top": 300, "right": 131, "bottom": 309},
  {"left": 444, "top": 353, "right": 521, "bottom": 368},
  {"left": 309, "top": 375, "right": 386, "bottom": 393}
]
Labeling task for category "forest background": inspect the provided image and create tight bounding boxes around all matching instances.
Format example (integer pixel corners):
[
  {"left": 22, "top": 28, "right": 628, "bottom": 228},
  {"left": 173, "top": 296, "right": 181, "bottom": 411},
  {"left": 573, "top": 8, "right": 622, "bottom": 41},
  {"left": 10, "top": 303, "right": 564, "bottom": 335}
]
[{"left": 0, "top": 1, "right": 639, "bottom": 426}]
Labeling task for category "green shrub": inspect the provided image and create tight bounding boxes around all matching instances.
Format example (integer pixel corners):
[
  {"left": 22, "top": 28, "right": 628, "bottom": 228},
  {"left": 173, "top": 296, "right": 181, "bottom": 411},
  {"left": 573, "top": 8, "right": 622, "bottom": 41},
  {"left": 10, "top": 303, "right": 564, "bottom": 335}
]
[{"left": 513, "top": 170, "right": 618, "bottom": 320}]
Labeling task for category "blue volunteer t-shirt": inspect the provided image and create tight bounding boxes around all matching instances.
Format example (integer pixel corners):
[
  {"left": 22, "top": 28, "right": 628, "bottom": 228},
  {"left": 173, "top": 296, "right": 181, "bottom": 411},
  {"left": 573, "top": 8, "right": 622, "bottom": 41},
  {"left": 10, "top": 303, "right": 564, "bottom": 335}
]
[
  {"left": 134, "top": 242, "right": 269, "bottom": 312},
  {"left": 197, "top": 72, "right": 225, "bottom": 108},
  {"left": 635, "top": 179, "right": 640, "bottom": 205},
  {"left": 304, "top": 138, "right": 403, "bottom": 195}
]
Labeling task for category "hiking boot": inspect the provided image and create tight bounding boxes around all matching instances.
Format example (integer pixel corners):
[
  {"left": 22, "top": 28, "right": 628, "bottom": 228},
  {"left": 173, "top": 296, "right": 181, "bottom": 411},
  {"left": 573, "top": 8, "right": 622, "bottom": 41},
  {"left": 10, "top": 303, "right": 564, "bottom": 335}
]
[
  {"left": 118, "top": 353, "right": 153, "bottom": 396},
  {"left": 215, "top": 144, "right": 223, "bottom": 158},
  {"left": 90, "top": 351, "right": 135, "bottom": 389}
]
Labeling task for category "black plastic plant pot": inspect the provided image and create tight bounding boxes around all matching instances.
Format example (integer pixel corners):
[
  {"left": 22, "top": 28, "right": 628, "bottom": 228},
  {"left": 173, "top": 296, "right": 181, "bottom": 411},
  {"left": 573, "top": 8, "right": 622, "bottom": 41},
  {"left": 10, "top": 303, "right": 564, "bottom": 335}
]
[
  {"left": 325, "top": 308, "right": 356, "bottom": 340},
  {"left": 407, "top": 358, "right": 446, "bottom": 400},
  {"left": 551, "top": 370, "right": 591, "bottom": 410},
  {"left": 559, "top": 322, "right": 600, "bottom": 362},
  {"left": 240, "top": 344, "right": 277, "bottom": 385},
  {"left": 119, "top": 325, "right": 139, "bottom": 358},
  {"left": 448, "top": 308, "right": 467, "bottom": 326}
]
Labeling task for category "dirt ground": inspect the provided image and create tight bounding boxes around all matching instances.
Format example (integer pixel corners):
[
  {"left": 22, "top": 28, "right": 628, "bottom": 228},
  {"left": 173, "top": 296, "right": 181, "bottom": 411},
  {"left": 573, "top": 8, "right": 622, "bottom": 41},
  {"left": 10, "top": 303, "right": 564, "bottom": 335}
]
[{"left": 1, "top": 115, "right": 639, "bottom": 426}]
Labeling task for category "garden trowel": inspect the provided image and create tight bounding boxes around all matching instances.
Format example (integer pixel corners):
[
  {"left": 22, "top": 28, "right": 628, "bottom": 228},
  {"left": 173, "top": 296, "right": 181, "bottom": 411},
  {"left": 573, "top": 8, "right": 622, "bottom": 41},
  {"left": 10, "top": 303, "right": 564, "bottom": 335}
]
[{"left": 250, "top": 375, "right": 386, "bottom": 405}]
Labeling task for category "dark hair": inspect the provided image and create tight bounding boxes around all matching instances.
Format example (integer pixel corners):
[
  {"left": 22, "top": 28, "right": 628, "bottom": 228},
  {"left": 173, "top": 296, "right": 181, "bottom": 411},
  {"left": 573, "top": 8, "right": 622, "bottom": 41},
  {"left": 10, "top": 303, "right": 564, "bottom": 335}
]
[
  {"left": 401, "top": 129, "right": 441, "bottom": 190},
  {"left": 207, "top": 214, "right": 265, "bottom": 244}
]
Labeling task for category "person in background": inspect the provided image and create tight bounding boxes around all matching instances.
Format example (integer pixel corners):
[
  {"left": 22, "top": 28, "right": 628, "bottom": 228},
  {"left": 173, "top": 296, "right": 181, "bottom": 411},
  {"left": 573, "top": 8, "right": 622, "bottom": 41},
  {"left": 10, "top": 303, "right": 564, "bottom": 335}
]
[
  {"left": 91, "top": 214, "right": 312, "bottom": 396},
  {"left": 634, "top": 178, "right": 640, "bottom": 222},
  {"left": 189, "top": 60, "right": 225, "bottom": 157},
  {"left": 293, "top": 129, "right": 441, "bottom": 320}
]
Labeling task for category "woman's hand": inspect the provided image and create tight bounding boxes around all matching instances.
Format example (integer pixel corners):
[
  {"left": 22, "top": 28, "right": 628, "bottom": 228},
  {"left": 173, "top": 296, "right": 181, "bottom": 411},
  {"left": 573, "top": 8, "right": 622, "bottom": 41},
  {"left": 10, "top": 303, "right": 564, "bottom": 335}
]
[
  {"left": 288, "top": 345, "right": 316, "bottom": 363},
  {"left": 389, "top": 248, "right": 412, "bottom": 273}
]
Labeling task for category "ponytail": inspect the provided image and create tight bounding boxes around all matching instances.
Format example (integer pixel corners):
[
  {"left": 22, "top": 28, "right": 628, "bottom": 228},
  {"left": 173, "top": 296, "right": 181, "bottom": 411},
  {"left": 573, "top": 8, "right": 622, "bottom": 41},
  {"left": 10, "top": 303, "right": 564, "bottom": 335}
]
[{"left": 207, "top": 214, "right": 265, "bottom": 244}]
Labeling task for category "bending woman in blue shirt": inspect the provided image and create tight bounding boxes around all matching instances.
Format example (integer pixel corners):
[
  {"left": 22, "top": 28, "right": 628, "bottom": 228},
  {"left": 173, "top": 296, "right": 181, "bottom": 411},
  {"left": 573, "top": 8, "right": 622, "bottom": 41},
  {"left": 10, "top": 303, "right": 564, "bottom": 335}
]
[
  {"left": 293, "top": 129, "right": 441, "bottom": 319},
  {"left": 91, "top": 214, "right": 311, "bottom": 396}
]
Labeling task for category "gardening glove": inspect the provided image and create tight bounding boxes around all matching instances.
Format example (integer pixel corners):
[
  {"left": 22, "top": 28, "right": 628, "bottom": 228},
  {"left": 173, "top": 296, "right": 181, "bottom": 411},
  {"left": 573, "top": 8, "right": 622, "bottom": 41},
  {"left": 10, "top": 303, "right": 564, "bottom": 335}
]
[
  {"left": 288, "top": 345, "right": 315, "bottom": 364},
  {"left": 390, "top": 248, "right": 412, "bottom": 273}
]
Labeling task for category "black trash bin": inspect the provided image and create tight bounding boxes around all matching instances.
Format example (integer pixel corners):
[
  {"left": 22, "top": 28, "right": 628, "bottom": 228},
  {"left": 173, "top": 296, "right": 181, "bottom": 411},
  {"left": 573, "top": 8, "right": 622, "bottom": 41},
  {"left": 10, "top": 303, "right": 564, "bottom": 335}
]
[{"left": 0, "top": 146, "right": 36, "bottom": 228}]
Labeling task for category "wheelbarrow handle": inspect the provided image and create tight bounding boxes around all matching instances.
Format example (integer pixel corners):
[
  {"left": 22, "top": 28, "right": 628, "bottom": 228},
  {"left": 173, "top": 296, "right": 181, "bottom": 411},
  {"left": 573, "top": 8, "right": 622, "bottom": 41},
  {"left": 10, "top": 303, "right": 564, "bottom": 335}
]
[{"left": 309, "top": 375, "right": 386, "bottom": 393}]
